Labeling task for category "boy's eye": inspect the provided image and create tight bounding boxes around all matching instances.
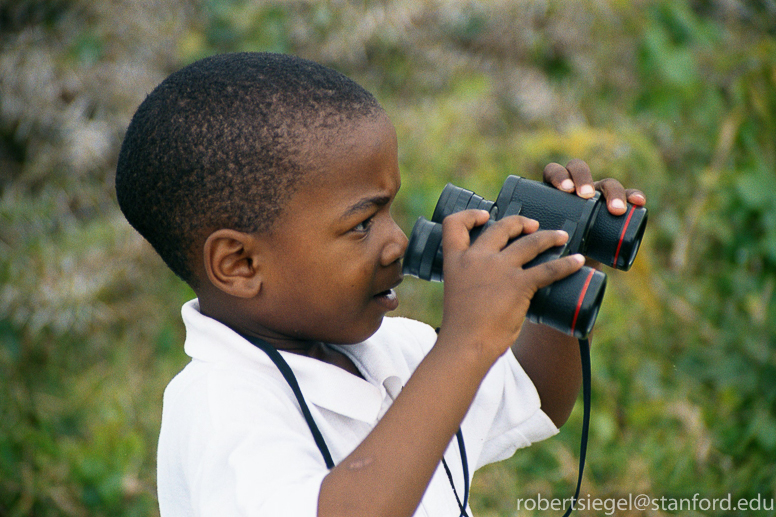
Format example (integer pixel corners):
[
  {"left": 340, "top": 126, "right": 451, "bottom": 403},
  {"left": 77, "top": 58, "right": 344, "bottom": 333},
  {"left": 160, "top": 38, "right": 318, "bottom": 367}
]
[{"left": 353, "top": 216, "right": 374, "bottom": 233}]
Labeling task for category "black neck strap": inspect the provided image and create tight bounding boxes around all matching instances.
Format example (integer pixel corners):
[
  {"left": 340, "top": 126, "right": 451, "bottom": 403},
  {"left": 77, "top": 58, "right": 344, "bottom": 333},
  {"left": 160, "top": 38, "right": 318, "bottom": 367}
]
[
  {"left": 562, "top": 337, "right": 591, "bottom": 517},
  {"left": 243, "top": 335, "right": 335, "bottom": 469},
  {"left": 442, "top": 429, "right": 470, "bottom": 516}
]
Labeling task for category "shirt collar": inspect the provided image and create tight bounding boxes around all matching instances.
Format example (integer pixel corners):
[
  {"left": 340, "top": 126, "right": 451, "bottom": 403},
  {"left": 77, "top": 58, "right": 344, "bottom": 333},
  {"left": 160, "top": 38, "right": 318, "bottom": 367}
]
[{"left": 181, "top": 299, "right": 405, "bottom": 423}]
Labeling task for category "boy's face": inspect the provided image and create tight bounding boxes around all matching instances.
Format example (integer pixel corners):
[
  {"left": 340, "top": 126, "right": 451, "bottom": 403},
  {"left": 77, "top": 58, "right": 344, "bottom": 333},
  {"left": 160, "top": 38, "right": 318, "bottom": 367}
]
[{"left": 251, "top": 113, "right": 408, "bottom": 346}]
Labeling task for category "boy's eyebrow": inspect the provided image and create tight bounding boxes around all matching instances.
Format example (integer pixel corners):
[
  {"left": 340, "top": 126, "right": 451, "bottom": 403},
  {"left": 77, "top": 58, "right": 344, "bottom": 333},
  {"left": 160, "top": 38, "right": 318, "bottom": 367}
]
[{"left": 341, "top": 195, "right": 391, "bottom": 219}]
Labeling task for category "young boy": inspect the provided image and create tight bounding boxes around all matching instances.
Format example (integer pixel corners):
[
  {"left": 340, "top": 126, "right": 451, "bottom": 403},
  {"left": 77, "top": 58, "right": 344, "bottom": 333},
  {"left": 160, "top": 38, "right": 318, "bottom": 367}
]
[{"left": 115, "top": 52, "right": 645, "bottom": 517}]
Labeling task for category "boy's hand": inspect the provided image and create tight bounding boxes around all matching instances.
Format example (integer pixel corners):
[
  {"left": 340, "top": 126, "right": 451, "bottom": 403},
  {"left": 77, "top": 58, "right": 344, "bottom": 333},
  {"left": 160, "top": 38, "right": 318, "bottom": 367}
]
[
  {"left": 436, "top": 209, "right": 585, "bottom": 364},
  {"left": 543, "top": 159, "right": 646, "bottom": 215}
]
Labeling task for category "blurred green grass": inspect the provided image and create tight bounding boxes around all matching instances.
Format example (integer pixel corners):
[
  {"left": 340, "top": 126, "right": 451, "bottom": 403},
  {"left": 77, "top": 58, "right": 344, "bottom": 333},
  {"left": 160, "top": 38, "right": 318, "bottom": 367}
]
[{"left": 1, "top": 1, "right": 775, "bottom": 515}]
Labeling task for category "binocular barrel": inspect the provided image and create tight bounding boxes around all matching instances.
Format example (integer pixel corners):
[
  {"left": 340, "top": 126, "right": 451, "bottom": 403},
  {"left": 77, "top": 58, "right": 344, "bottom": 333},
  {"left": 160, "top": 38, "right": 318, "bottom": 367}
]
[
  {"left": 403, "top": 176, "right": 648, "bottom": 338},
  {"left": 433, "top": 176, "right": 648, "bottom": 271}
]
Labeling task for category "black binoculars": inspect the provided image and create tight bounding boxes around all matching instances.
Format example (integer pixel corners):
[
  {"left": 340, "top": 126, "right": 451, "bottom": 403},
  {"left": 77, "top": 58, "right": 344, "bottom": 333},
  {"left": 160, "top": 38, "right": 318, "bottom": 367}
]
[{"left": 402, "top": 176, "right": 648, "bottom": 338}]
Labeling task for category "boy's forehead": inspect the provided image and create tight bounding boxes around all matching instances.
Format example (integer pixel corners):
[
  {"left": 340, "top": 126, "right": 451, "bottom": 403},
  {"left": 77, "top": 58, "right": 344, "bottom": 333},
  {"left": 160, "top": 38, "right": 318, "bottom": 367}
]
[
  {"left": 282, "top": 113, "right": 399, "bottom": 217},
  {"left": 306, "top": 112, "right": 397, "bottom": 185}
]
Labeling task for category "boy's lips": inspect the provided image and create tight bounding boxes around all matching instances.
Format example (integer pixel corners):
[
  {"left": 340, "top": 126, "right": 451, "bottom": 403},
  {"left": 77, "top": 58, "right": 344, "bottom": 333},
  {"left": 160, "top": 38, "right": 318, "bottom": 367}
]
[
  {"left": 373, "top": 289, "right": 399, "bottom": 311},
  {"left": 372, "top": 276, "right": 403, "bottom": 311}
]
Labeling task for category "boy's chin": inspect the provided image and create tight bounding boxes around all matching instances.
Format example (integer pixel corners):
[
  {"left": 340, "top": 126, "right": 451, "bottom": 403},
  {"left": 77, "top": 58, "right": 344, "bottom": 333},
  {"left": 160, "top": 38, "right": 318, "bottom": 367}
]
[{"left": 329, "top": 315, "right": 388, "bottom": 346}]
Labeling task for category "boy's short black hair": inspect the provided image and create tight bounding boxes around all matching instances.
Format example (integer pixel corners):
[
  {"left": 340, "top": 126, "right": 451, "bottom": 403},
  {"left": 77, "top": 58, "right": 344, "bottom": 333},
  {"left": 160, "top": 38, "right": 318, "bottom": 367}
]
[{"left": 115, "top": 52, "right": 382, "bottom": 287}]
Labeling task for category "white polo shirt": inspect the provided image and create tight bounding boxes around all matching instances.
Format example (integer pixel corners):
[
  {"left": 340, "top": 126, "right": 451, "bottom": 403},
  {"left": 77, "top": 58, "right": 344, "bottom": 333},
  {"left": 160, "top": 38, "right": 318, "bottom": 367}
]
[{"left": 157, "top": 299, "right": 558, "bottom": 517}]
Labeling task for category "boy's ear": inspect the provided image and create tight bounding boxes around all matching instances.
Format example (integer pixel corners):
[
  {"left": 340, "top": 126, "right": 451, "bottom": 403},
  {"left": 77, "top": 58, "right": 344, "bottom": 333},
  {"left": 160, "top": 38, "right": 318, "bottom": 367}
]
[{"left": 203, "top": 229, "right": 265, "bottom": 298}]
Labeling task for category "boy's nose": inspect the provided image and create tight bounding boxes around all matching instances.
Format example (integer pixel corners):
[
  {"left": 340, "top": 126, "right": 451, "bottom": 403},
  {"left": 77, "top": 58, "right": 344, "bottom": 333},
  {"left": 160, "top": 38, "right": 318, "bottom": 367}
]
[{"left": 381, "top": 220, "right": 409, "bottom": 267}]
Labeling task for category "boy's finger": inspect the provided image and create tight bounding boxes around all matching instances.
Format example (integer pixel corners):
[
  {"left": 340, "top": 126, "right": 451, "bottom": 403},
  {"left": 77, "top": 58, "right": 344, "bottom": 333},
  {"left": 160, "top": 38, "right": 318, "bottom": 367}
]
[
  {"left": 565, "top": 159, "right": 595, "bottom": 198},
  {"left": 594, "top": 178, "right": 628, "bottom": 215},
  {"left": 626, "top": 188, "right": 647, "bottom": 206},
  {"left": 503, "top": 228, "right": 569, "bottom": 266},
  {"left": 543, "top": 162, "right": 574, "bottom": 192},
  {"left": 473, "top": 215, "right": 539, "bottom": 251},
  {"left": 441, "top": 209, "right": 491, "bottom": 253},
  {"left": 524, "top": 254, "right": 586, "bottom": 291}
]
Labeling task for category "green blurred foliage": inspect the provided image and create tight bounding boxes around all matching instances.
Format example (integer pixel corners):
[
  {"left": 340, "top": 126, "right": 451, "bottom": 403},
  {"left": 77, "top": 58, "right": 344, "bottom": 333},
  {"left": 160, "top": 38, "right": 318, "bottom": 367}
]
[{"left": 1, "top": 0, "right": 775, "bottom": 516}]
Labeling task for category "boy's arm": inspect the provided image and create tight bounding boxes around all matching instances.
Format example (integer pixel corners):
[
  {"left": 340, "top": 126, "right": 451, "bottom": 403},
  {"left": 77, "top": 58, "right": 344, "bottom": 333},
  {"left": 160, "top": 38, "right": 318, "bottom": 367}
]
[
  {"left": 512, "top": 159, "right": 647, "bottom": 427},
  {"left": 319, "top": 210, "right": 584, "bottom": 517},
  {"left": 511, "top": 321, "right": 582, "bottom": 427}
]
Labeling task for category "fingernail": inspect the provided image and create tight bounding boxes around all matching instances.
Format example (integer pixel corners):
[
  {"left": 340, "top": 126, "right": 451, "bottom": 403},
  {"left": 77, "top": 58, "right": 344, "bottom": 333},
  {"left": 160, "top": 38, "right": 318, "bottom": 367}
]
[
  {"left": 556, "top": 230, "right": 569, "bottom": 239},
  {"left": 560, "top": 179, "right": 574, "bottom": 191},
  {"left": 611, "top": 199, "right": 626, "bottom": 210},
  {"left": 572, "top": 254, "right": 585, "bottom": 264},
  {"left": 579, "top": 185, "right": 595, "bottom": 197}
]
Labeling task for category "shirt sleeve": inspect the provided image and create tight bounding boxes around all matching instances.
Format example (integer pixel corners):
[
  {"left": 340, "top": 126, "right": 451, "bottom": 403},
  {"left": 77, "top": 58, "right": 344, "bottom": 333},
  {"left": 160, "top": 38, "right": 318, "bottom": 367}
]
[
  {"left": 469, "top": 349, "right": 559, "bottom": 469},
  {"left": 158, "top": 362, "right": 331, "bottom": 517}
]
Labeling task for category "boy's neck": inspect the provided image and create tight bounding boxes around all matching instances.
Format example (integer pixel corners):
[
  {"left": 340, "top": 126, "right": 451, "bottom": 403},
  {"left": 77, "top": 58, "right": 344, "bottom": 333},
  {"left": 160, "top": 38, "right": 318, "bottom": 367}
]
[
  {"left": 306, "top": 343, "right": 364, "bottom": 379},
  {"left": 249, "top": 338, "right": 364, "bottom": 379},
  {"left": 198, "top": 295, "right": 364, "bottom": 378}
]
